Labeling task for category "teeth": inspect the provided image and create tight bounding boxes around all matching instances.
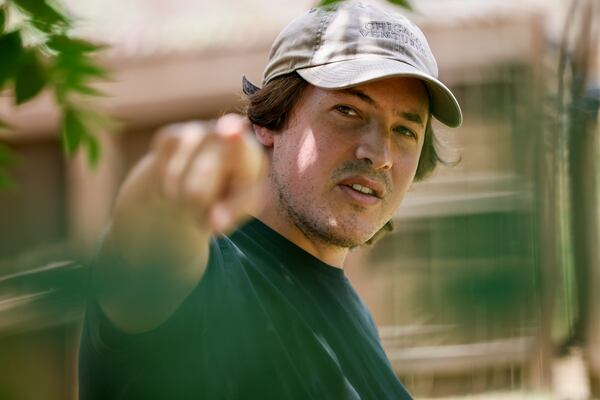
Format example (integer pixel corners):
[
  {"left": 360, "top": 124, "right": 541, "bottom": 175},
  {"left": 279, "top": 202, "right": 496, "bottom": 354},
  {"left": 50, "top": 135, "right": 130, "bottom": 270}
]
[{"left": 351, "top": 184, "right": 374, "bottom": 195}]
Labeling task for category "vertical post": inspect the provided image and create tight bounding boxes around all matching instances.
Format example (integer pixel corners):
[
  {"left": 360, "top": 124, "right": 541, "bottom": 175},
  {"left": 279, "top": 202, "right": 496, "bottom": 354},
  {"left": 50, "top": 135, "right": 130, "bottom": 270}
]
[{"left": 66, "top": 131, "right": 121, "bottom": 255}]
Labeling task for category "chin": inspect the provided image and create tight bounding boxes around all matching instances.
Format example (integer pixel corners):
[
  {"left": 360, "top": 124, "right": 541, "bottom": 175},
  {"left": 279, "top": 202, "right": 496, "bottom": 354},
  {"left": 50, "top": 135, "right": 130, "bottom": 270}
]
[{"left": 323, "top": 218, "right": 383, "bottom": 248}]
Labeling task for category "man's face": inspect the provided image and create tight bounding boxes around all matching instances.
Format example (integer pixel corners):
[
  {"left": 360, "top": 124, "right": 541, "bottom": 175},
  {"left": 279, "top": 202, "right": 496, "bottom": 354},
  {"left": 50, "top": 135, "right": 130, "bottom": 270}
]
[{"left": 268, "top": 76, "right": 429, "bottom": 248}]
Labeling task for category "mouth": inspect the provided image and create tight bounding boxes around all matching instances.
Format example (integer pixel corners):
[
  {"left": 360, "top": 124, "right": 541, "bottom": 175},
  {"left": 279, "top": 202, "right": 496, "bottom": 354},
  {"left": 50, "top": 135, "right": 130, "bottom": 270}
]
[
  {"left": 337, "top": 184, "right": 381, "bottom": 206},
  {"left": 337, "top": 176, "right": 385, "bottom": 199},
  {"left": 342, "top": 183, "right": 378, "bottom": 197},
  {"left": 336, "top": 175, "right": 386, "bottom": 207}
]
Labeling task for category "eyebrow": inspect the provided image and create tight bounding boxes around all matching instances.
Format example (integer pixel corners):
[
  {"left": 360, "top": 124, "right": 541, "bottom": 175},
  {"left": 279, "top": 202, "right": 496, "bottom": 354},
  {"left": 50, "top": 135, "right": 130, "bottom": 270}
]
[
  {"left": 339, "top": 88, "right": 377, "bottom": 107},
  {"left": 338, "top": 88, "right": 425, "bottom": 127},
  {"left": 398, "top": 111, "right": 425, "bottom": 127}
]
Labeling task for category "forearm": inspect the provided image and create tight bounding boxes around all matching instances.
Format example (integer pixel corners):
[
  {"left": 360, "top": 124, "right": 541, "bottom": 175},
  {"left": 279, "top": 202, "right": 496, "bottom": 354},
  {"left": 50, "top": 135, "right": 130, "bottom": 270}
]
[
  {"left": 92, "top": 217, "right": 210, "bottom": 334},
  {"left": 92, "top": 156, "right": 211, "bottom": 333},
  {"left": 88, "top": 115, "right": 265, "bottom": 334}
]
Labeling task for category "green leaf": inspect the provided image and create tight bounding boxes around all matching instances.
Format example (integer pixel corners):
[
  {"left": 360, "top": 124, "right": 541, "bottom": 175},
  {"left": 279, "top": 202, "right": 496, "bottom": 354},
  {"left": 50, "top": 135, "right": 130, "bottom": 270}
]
[
  {"left": 62, "top": 107, "right": 86, "bottom": 155},
  {"left": 47, "top": 35, "right": 105, "bottom": 54},
  {"left": 53, "top": 83, "right": 67, "bottom": 106},
  {"left": 61, "top": 107, "right": 101, "bottom": 166},
  {"left": 83, "top": 133, "right": 100, "bottom": 166},
  {"left": 317, "top": 0, "right": 340, "bottom": 7},
  {"left": 51, "top": 52, "right": 110, "bottom": 104},
  {"left": 15, "top": 50, "right": 47, "bottom": 104},
  {"left": 56, "top": 54, "right": 109, "bottom": 78},
  {"left": 0, "top": 31, "right": 23, "bottom": 89},
  {"left": 387, "top": 0, "right": 412, "bottom": 10},
  {"left": 53, "top": 53, "right": 111, "bottom": 92},
  {"left": 0, "top": 7, "right": 6, "bottom": 33},
  {"left": 12, "top": 0, "right": 69, "bottom": 32},
  {"left": 74, "top": 61, "right": 109, "bottom": 79},
  {"left": 71, "top": 83, "right": 105, "bottom": 97}
]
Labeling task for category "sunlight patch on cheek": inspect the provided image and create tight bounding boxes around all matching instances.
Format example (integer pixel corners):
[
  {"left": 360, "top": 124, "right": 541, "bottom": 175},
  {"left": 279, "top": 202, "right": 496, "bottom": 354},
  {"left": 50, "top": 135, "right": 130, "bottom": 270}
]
[{"left": 296, "top": 130, "right": 318, "bottom": 173}]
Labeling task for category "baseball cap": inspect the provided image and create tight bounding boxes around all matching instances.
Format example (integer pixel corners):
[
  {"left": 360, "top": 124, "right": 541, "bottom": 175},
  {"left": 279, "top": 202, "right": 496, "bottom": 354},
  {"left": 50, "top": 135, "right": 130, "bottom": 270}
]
[{"left": 243, "top": 1, "right": 462, "bottom": 128}]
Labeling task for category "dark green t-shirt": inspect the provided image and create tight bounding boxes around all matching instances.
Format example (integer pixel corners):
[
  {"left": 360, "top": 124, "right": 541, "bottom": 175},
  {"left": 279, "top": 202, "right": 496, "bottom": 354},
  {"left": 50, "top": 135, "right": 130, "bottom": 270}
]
[{"left": 78, "top": 218, "right": 412, "bottom": 399}]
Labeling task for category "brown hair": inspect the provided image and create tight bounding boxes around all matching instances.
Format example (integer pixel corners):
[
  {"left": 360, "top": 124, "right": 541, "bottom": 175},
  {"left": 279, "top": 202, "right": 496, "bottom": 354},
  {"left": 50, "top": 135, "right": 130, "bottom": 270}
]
[{"left": 244, "top": 72, "right": 446, "bottom": 244}]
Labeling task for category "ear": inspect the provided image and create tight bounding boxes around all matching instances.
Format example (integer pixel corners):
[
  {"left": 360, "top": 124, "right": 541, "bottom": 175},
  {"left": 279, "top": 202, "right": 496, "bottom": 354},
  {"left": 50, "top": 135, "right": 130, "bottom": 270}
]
[{"left": 253, "top": 124, "right": 275, "bottom": 148}]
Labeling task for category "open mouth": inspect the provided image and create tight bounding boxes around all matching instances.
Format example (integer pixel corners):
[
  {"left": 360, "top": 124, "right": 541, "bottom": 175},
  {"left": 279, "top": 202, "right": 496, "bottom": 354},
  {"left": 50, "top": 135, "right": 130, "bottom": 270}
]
[
  {"left": 345, "top": 183, "right": 377, "bottom": 197},
  {"left": 337, "top": 175, "right": 386, "bottom": 202},
  {"left": 338, "top": 184, "right": 382, "bottom": 205}
]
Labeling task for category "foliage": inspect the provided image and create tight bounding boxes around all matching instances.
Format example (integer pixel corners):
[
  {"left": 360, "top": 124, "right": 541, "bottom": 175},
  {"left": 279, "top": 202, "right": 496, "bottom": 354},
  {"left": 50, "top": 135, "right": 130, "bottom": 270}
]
[{"left": 0, "top": 0, "right": 110, "bottom": 188}]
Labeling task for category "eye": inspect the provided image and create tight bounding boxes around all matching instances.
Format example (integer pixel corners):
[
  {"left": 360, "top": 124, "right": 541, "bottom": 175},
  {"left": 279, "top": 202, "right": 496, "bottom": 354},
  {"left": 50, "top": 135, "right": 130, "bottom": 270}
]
[
  {"left": 334, "top": 105, "right": 360, "bottom": 117},
  {"left": 393, "top": 125, "right": 417, "bottom": 139}
]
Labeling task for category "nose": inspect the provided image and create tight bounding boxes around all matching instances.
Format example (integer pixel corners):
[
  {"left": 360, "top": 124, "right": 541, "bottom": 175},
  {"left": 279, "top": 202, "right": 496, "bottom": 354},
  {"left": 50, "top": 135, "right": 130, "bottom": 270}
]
[{"left": 354, "top": 128, "right": 393, "bottom": 170}]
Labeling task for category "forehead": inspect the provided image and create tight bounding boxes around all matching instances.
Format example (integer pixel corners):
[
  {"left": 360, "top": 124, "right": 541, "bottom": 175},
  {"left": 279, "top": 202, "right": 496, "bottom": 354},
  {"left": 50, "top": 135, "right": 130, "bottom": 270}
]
[{"left": 303, "top": 77, "right": 430, "bottom": 115}]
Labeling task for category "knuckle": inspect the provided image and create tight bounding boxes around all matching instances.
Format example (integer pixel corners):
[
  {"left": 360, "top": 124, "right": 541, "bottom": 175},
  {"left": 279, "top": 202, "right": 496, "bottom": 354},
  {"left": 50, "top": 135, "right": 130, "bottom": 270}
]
[
  {"left": 153, "top": 121, "right": 209, "bottom": 150},
  {"left": 215, "top": 114, "right": 249, "bottom": 138},
  {"left": 151, "top": 130, "right": 180, "bottom": 154},
  {"left": 179, "top": 121, "right": 209, "bottom": 139}
]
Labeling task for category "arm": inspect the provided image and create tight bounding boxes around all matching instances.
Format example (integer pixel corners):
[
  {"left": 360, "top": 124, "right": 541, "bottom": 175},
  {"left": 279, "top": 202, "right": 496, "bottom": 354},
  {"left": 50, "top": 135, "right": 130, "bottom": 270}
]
[{"left": 93, "top": 115, "right": 266, "bottom": 334}]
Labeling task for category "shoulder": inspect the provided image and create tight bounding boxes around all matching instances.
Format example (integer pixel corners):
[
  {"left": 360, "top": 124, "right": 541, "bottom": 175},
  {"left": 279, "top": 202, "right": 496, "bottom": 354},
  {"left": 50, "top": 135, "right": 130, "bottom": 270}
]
[{"left": 207, "top": 222, "right": 281, "bottom": 280}]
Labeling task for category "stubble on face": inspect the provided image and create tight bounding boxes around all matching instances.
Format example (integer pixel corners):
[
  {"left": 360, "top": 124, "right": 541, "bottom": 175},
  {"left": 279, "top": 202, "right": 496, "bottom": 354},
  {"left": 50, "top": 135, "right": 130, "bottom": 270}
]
[
  {"left": 264, "top": 78, "right": 428, "bottom": 252},
  {"left": 272, "top": 167, "right": 359, "bottom": 248},
  {"left": 271, "top": 154, "right": 392, "bottom": 249}
]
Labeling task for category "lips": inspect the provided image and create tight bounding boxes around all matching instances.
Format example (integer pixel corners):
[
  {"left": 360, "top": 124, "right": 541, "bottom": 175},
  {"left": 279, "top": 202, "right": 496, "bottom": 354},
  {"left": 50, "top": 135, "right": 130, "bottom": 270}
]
[{"left": 337, "top": 176, "right": 385, "bottom": 199}]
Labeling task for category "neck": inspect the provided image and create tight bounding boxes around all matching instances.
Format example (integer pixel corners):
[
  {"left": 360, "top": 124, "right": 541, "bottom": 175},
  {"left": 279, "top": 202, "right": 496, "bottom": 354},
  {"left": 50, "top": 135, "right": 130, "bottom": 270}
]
[{"left": 252, "top": 210, "right": 349, "bottom": 268}]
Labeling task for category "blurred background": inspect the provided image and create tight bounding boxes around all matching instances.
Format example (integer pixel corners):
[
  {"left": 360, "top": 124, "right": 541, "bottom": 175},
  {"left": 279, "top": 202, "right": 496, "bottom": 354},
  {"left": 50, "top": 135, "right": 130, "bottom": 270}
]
[{"left": 0, "top": 0, "right": 599, "bottom": 398}]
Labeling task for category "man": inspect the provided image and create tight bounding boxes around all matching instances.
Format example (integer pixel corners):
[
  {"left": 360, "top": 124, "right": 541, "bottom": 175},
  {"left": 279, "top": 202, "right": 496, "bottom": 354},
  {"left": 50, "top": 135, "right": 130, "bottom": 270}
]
[{"left": 78, "top": 1, "right": 462, "bottom": 399}]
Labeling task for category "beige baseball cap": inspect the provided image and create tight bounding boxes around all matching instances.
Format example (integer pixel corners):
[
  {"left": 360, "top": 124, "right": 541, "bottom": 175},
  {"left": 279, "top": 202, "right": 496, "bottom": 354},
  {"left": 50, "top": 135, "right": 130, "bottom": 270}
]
[{"left": 244, "top": 1, "right": 462, "bottom": 128}]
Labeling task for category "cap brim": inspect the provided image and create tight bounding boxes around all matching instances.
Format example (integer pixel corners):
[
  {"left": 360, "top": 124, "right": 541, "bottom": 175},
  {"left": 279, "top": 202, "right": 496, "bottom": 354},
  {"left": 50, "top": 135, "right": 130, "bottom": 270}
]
[{"left": 296, "top": 58, "right": 462, "bottom": 128}]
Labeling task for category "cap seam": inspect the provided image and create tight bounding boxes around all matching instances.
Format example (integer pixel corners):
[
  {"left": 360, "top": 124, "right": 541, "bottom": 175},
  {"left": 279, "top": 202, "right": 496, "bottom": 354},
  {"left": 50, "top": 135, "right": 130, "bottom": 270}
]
[{"left": 309, "top": 10, "right": 333, "bottom": 67}]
